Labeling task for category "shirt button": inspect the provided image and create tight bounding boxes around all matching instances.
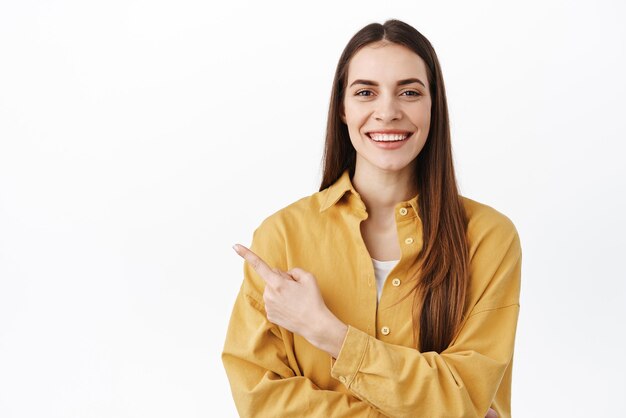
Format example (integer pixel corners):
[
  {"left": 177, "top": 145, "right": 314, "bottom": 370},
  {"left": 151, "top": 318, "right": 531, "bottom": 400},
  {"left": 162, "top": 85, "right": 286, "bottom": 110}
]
[
  {"left": 339, "top": 376, "right": 347, "bottom": 384},
  {"left": 399, "top": 207, "right": 408, "bottom": 216},
  {"left": 392, "top": 278, "right": 401, "bottom": 287},
  {"left": 381, "top": 326, "right": 390, "bottom": 335},
  {"left": 405, "top": 237, "right": 414, "bottom": 245}
]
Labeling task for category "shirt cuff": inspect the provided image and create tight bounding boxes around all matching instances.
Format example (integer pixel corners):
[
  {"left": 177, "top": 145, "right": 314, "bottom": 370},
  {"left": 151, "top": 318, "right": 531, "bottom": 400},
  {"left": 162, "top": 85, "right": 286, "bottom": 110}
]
[{"left": 330, "top": 325, "right": 369, "bottom": 388}]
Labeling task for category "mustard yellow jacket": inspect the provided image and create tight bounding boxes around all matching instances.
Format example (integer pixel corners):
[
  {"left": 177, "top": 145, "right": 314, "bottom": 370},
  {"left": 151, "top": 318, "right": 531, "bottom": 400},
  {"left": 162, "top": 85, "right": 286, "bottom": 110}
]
[{"left": 222, "top": 169, "right": 522, "bottom": 418}]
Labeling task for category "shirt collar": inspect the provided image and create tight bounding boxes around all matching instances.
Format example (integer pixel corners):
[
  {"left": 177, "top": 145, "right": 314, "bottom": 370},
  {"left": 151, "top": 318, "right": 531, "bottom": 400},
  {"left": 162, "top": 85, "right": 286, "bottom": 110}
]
[
  {"left": 319, "top": 168, "right": 420, "bottom": 215},
  {"left": 319, "top": 169, "right": 355, "bottom": 213}
]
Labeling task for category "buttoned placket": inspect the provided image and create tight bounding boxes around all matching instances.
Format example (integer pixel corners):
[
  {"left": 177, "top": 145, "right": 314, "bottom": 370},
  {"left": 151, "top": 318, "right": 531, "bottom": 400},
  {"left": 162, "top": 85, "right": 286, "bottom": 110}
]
[
  {"left": 375, "top": 201, "right": 423, "bottom": 343},
  {"left": 344, "top": 186, "right": 423, "bottom": 342}
]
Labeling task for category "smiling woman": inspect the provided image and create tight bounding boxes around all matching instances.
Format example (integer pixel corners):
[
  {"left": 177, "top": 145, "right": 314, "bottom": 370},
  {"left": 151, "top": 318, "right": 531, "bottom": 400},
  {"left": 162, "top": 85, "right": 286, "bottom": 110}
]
[
  {"left": 342, "top": 43, "right": 431, "bottom": 165},
  {"left": 223, "top": 19, "right": 520, "bottom": 418}
]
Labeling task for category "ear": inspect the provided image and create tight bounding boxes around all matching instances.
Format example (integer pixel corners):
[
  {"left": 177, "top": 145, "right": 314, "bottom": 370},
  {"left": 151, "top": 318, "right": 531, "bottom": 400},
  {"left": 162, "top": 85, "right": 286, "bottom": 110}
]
[{"left": 339, "top": 106, "right": 346, "bottom": 124}]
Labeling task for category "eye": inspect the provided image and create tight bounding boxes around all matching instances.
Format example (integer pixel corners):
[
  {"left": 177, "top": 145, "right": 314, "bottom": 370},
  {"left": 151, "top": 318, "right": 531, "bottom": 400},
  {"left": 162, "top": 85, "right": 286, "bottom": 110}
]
[
  {"left": 355, "top": 89, "right": 374, "bottom": 97},
  {"left": 401, "top": 90, "right": 421, "bottom": 97}
]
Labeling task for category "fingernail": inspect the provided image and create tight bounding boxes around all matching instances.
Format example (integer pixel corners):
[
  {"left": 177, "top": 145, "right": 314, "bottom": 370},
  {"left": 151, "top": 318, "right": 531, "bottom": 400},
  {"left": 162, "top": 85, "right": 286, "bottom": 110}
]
[{"left": 232, "top": 244, "right": 240, "bottom": 253}]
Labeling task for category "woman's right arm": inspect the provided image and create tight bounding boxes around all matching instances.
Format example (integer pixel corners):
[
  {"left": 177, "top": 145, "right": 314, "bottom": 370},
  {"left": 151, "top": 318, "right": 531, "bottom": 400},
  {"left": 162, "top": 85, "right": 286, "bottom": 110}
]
[
  {"left": 222, "top": 283, "right": 382, "bottom": 417},
  {"left": 222, "top": 222, "right": 382, "bottom": 417}
]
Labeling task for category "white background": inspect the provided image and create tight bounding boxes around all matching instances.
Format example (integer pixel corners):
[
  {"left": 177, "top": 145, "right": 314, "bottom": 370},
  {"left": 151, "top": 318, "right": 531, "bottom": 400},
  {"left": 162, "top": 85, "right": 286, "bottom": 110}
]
[{"left": 1, "top": 0, "right": 625, "bottom": 417}]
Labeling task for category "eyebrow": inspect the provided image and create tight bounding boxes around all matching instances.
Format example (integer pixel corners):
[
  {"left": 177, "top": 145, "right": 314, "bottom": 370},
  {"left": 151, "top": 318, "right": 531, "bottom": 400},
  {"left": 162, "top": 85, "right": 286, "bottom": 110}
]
[{"left": 349, "top": 78, "right": 426, "bottom": 88}]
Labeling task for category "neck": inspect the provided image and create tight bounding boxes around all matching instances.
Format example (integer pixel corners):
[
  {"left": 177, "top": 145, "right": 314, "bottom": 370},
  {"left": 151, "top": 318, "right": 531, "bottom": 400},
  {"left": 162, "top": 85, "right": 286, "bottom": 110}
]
[{"left": 351, "top": 160, "right": 418, "bottom": 219}]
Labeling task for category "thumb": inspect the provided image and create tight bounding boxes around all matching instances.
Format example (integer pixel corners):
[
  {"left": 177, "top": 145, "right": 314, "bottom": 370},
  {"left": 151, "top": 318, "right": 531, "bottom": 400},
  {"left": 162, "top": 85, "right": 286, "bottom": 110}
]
[
  {"left": 286, "top": 267, "right": 309, "bottom": 282},
  {"left": 273, "top": 267, "right": 296, "bottom": 282}
]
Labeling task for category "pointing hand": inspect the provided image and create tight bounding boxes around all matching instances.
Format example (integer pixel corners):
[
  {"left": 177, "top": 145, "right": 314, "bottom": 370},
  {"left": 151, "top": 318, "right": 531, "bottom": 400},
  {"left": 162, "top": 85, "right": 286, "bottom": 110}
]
[{"left": 232, "top": 243, "right": 347, "bottom": 358}]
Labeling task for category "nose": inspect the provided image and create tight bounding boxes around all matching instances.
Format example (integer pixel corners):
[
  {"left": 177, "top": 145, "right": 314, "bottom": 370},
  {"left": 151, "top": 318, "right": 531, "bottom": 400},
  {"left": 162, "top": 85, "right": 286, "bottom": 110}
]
[{"left": 373, "top": 94, "right": 402, "bottom": 122}]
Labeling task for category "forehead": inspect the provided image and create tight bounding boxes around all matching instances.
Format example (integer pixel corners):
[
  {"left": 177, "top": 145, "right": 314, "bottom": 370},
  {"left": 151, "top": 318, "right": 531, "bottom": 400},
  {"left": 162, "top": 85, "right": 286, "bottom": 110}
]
[{"left": 347, "top": 41, "right": 428, "bottom": 87}]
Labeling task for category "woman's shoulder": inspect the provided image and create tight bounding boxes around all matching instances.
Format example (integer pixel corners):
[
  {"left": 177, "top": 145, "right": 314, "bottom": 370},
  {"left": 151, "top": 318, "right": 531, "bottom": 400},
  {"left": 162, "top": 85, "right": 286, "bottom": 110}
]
[
  {"left": 252, "top": 189, "right": 328, "bottom": 237},
  {"left": 459, "top": 195, "right": 522, "bottom": 313},
  {"left": 461, "top": 196, "right": 516, "bottom": 230},
  {"left": 460, "top": 195, "right": 520, "bottom": 246}
]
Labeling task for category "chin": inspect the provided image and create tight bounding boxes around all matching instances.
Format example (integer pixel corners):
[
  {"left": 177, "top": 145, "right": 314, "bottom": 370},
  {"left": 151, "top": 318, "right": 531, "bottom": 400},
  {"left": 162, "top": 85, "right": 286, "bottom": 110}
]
[{"left": 373, "top": 160, "right": 414, "bottom": 173}]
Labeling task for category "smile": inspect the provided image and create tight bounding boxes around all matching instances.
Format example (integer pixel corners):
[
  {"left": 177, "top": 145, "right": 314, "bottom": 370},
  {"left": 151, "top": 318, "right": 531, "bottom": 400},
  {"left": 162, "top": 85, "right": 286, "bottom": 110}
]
[{"left": 367, "top": 133, "right": 413, "bottom": 142}]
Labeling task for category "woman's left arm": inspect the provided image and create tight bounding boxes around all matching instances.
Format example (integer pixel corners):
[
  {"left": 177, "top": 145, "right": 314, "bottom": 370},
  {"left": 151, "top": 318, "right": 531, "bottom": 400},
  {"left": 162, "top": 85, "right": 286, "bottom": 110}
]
[
  {"left": 330, "top": 304, "right": 519, "bottom": 418},
  {"left": 329, "top": 221, "right": 522, "bottom": 418}
]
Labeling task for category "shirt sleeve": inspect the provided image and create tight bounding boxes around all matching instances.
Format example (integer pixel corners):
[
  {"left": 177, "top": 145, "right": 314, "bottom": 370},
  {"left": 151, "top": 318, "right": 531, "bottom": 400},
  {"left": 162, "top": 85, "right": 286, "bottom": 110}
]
[
  {"left": 222, "top": 220, "right": 384, "bottom": 418},
  {"left": 330, "top": 216, "right": 522, "bottom": 418}
]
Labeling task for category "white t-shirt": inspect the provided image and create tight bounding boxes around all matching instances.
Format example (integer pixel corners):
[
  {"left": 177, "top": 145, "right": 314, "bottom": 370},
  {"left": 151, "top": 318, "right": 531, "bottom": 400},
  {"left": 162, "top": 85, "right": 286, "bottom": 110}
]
[{"left": 371, "top": 257, "right": 400, "bottom": 303}]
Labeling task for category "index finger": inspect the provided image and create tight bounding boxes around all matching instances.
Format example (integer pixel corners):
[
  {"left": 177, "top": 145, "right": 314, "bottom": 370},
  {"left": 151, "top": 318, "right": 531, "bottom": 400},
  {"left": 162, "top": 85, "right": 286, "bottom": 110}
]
[{"left": 232, "top": 243, "right": 280, "bottom": 286}]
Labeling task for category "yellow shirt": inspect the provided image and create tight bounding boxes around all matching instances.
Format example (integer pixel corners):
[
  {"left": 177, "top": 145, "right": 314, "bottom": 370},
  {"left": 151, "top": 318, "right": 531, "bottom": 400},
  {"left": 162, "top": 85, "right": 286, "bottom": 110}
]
[{"left": 222, "top": 169, "right": 522, "bottom": 418}]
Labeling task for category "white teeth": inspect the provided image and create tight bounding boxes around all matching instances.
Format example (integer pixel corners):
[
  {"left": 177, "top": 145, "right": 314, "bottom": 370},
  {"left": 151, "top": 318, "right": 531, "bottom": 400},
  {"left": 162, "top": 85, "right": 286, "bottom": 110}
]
[{"left": 369, "top": 133, "right": 410, "bottom": 142}]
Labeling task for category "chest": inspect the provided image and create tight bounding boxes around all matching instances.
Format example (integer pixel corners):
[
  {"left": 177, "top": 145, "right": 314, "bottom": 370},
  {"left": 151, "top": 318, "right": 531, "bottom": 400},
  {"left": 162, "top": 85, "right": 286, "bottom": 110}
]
[
  {"left": 285, "top": 210, "right": 423, "bottom": 388},
  {"left": 360, "top": 218, "right": 402, "bottom": 261}
]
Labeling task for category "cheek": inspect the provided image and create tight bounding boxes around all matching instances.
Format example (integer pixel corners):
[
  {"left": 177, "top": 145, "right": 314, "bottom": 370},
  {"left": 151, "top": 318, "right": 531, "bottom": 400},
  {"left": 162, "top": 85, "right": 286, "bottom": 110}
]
[
  {"left": 345, "top": 113, "right": 368, "bottom": 134},
  {"left": 344, "top": 100, "right": 367, "bottom": 122},
  {"left": 420, "top": 112, "right": 431, "bottom": 130},
  {"left": 409, "top": 103, "right": 431, "bottom": 128}
]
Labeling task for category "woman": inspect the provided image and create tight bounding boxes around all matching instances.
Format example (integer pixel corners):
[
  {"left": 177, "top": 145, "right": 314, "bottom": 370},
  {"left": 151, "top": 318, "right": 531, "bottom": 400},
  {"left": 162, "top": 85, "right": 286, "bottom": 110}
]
[{"left": 223, "top": 19, "right": 520, "bottom": 418}]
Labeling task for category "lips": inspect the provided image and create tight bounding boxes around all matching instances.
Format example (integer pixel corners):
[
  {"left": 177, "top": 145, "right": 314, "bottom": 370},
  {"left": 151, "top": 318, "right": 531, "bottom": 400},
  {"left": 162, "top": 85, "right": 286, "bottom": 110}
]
[{"left": 366, "top": 131, "right": 414, "bottom": 142}]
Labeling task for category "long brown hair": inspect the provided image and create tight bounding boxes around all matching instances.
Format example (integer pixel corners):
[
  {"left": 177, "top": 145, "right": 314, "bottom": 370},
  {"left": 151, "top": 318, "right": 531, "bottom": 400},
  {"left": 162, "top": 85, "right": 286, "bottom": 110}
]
[{"left": 319, "top": 19, "right": 469, "bottom": 353}]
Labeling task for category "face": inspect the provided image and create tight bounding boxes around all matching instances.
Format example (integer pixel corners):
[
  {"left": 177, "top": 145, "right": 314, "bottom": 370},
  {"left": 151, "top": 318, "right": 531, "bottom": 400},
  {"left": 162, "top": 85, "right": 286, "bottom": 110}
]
[{"left": 341, "top": 41, "right": 432, "bottom": 174}]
